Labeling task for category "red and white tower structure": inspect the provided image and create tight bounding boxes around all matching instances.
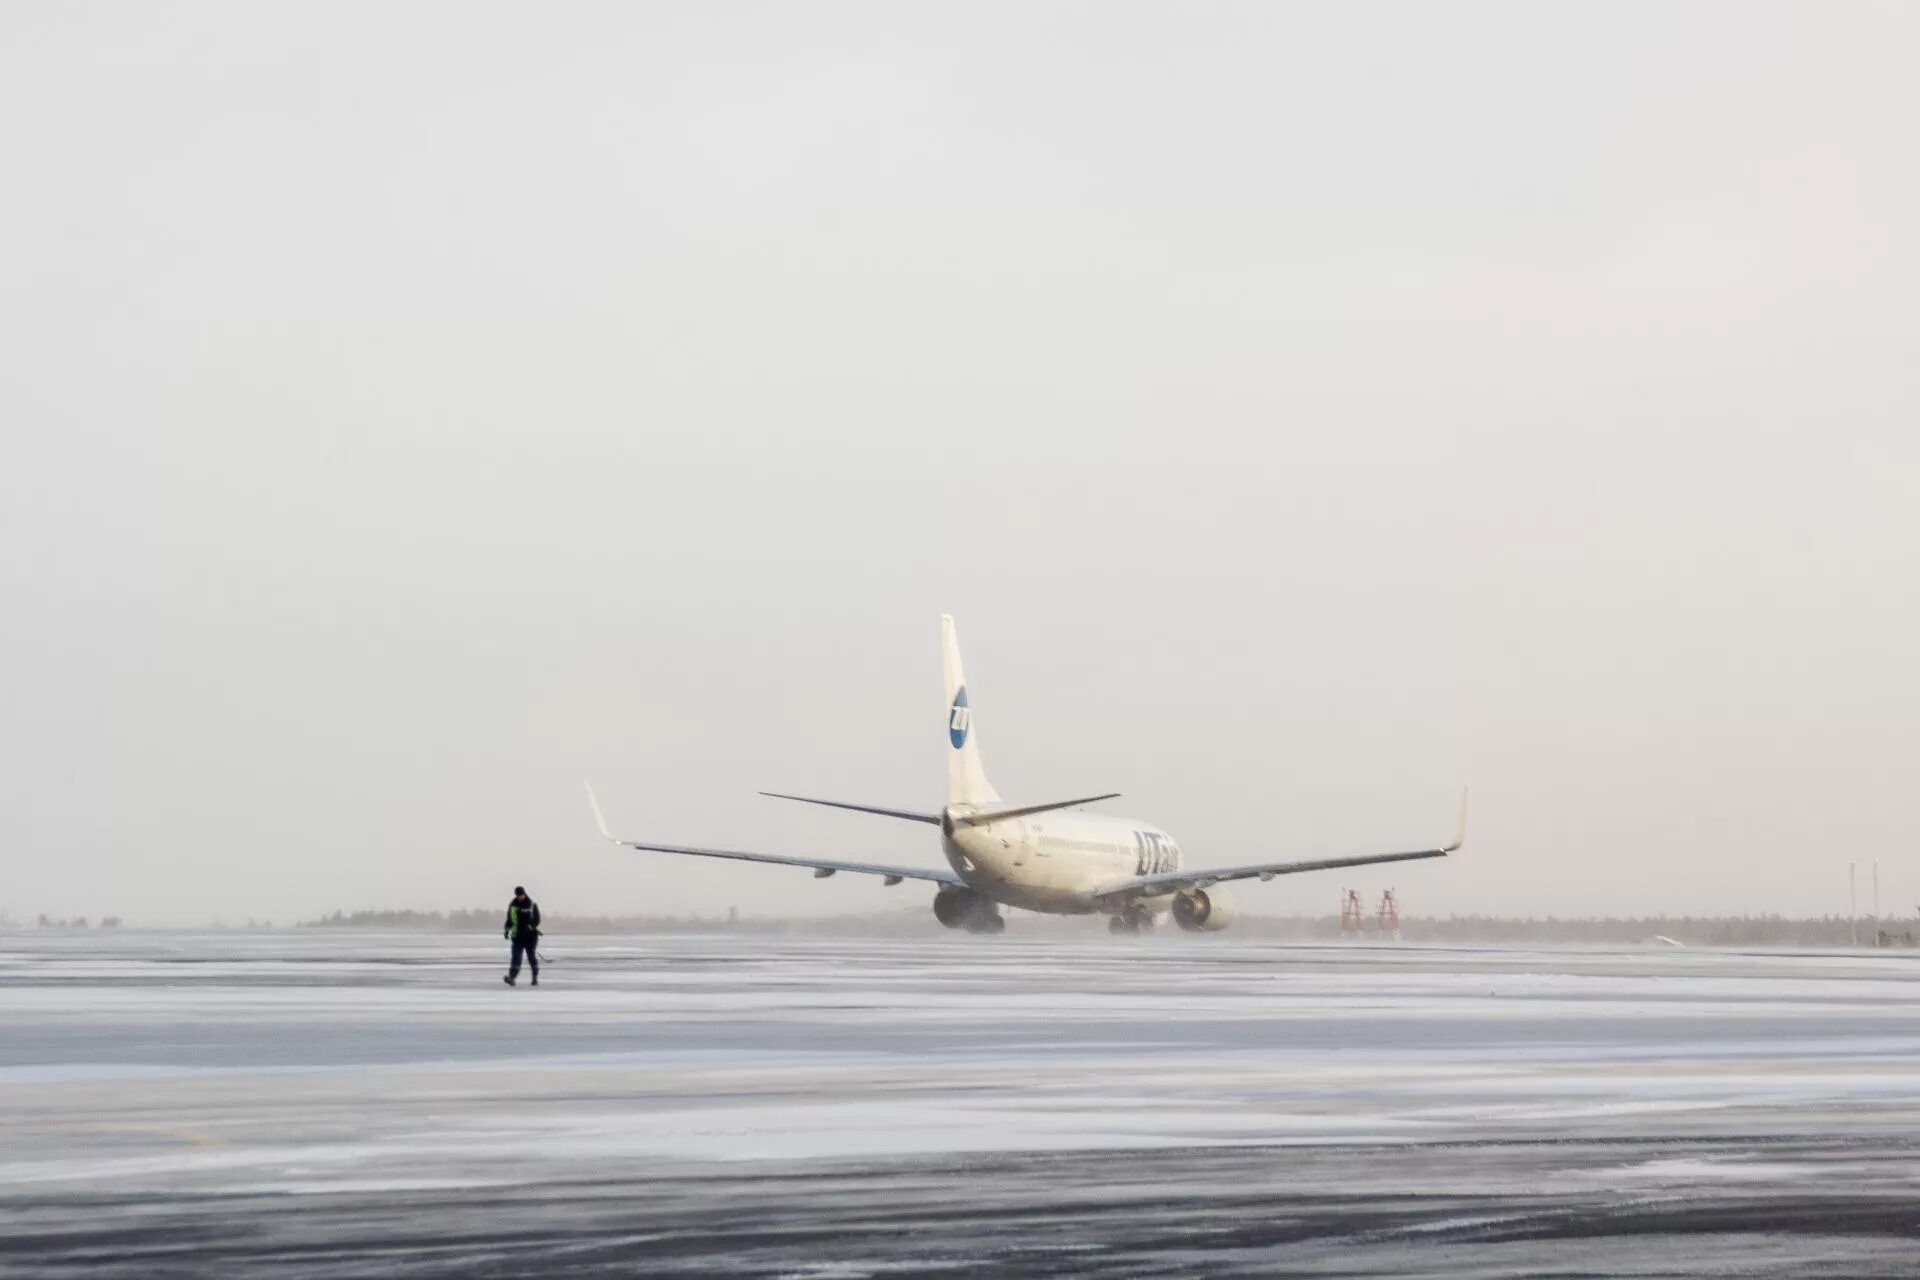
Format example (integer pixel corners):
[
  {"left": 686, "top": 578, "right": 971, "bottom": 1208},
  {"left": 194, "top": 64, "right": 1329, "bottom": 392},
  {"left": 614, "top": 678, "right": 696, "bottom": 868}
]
[{"left": 1377, "top": 889, "right": 1401, "bottom": 941}]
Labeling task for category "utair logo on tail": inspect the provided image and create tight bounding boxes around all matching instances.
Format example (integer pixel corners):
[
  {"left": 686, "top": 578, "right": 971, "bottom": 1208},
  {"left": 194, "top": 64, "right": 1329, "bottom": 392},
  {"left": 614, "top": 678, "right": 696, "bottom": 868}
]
[
  {"left": 948, "top": 687, "right": 971, "bottom": 748},
  {"left": 585, "top": 615, "right": 1465, "bottom": 936}
]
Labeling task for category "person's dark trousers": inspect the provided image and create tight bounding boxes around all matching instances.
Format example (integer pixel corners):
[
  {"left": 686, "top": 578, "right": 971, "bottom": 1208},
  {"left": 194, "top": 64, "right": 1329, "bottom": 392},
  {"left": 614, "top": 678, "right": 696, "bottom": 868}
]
[{"left": 509, "top": 936, "right": 539, "bottom": 984}]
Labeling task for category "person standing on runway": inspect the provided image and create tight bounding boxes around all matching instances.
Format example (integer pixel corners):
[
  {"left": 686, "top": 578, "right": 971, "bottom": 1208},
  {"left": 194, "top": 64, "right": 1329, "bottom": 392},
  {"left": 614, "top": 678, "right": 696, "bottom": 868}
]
[{"left": 503, "top": 886, "right": 541, "bottom": 986}]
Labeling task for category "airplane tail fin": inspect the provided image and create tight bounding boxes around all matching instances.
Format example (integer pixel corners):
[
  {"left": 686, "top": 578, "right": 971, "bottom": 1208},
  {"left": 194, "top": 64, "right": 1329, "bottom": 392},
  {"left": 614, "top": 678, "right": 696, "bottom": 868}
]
[{"left": 942, "top": 615, "right": 1000, "bottom": 807}]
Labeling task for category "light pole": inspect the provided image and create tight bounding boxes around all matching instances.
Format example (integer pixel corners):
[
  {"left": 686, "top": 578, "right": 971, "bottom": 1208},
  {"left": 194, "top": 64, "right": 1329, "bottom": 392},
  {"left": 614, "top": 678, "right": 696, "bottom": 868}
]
[
  {"left": 1849, "top": 861, "right": 1857, "bottom": 948},
  {"left": 1872, "top": 859, "right": 1880, "bottom": 948}
]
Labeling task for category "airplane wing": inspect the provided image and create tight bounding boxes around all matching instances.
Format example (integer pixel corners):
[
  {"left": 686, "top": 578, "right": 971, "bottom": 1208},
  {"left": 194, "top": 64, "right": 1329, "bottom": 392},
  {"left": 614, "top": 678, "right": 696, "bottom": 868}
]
[
  {"left": 1092, "top": 790, "right": 1468, "bottom": 902},
  {"left": 586, "top": 784, "right": 965, "bottom": 888}
]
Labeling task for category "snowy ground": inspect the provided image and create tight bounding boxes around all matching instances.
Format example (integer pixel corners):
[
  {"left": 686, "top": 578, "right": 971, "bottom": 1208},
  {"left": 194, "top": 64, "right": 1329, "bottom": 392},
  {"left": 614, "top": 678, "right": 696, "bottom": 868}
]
[{"left": 2, "top": 931, "right": 1918, "bottom": 1277}]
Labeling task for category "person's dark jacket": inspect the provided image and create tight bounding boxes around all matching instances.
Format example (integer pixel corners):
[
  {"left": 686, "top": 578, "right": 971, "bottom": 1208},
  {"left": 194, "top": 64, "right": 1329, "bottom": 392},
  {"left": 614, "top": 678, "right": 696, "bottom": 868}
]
[{"left": 505, "top": 897, "right": 541, "bottom": 940}]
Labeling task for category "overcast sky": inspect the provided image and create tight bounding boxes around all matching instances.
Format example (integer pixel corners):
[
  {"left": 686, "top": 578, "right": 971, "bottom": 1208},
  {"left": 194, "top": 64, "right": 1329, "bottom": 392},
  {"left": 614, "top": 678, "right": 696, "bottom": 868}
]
[{"left": 3, "top": 2, "right": 1915, "bottom": 925}]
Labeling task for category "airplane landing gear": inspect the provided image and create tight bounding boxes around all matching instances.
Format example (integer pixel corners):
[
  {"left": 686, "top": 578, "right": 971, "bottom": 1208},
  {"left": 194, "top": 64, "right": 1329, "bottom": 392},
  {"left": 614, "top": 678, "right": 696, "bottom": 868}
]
[
  {"left": 934, "top": 887, "right": 1005, "bottom": 934},
  {"left": 1108, "top": 908, "right": 1153, "bottom": 935}
]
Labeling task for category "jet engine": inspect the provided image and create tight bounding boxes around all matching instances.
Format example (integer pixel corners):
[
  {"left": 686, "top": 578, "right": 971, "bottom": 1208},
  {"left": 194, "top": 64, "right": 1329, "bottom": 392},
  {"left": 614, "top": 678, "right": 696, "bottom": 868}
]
[
  {"left": 1171, "top": 887, "right": 1236, "bottom": 932},
  {"left": 933, "top": 886, "right": 1004, "bottom": 932}
]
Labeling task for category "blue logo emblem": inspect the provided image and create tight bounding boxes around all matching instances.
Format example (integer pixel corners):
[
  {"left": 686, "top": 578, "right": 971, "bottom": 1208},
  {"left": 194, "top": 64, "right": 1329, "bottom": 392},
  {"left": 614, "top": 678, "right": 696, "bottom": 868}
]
[{"left": 948, "top": 686, "right": 971, "bottom": 748}]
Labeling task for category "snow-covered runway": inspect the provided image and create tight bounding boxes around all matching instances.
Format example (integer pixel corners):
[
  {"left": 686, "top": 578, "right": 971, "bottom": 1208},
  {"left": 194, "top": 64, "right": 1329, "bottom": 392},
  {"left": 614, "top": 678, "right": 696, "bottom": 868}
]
[{"left": 3, "top": 931, "right": 1917, "bottom": 1276}]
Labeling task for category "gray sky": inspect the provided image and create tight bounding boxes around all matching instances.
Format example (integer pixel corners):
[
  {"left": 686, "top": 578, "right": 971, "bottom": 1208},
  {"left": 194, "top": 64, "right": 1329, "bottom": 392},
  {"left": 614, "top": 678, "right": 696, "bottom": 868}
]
[{"left": 3, "top": 2, "right": 1916, "bottom": 925}]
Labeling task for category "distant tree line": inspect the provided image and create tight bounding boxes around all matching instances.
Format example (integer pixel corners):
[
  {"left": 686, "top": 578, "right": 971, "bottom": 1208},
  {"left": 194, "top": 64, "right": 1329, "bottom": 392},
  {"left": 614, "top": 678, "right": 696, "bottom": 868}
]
[
  {"left": 1288, "top": 913, "right": 1919, "bottom": 948},
  {"left": 299, "top": 907, "right": 1920, "bottom": 947},
  {"left": 306, "top": 907, "right": 926, "bottom": 935}
]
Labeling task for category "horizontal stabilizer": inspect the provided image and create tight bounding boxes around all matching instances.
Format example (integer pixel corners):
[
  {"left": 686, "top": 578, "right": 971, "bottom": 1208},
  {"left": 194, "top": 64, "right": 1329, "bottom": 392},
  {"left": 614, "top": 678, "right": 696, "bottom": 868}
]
[
  {"left": 953, "top": 792, "right": 1120, "bottom": 828},
  {"left": 759, "top": 792, "right": 942, "bottom": 825}
]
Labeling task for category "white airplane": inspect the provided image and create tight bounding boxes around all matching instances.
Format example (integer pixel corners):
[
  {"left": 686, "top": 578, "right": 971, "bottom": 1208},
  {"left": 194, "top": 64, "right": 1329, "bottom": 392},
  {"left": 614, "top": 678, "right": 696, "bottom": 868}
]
[{"left": 587, "top": 616, "right": 1464, "bottom": 935}]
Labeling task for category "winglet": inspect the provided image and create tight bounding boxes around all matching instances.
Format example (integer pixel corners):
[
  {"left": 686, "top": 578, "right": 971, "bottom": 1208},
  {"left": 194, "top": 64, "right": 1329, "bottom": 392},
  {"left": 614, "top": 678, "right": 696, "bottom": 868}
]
[
  {"left": 584, "top": 781, "right": 616, "bottom": 843},
  {"left": 1444, "top": 788, "right": 1469, "bottom": 853}
]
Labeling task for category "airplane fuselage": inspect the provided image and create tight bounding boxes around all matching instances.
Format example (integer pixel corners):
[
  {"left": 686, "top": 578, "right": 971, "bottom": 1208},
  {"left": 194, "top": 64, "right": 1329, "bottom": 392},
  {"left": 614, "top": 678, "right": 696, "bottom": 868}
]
[{"left": 944, "top": 809, "right": 1183, "bottom": 914}]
